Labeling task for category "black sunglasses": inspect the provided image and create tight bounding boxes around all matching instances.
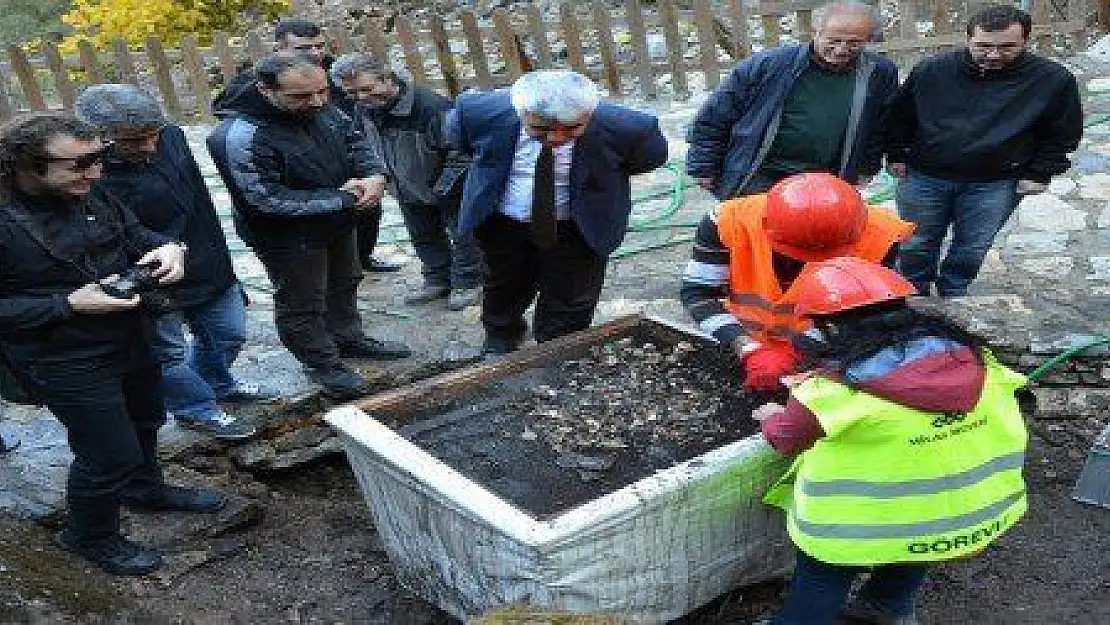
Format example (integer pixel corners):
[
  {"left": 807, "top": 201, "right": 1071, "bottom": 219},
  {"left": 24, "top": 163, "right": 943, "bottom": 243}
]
[{"left": 47, "top": 144, "right": 112, "bottom": 171}]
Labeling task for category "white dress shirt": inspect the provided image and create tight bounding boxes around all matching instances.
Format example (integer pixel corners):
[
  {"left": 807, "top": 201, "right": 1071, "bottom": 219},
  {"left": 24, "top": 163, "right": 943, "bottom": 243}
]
[{"left": 500, "top": 128, "right": 574, "bottom": 222}]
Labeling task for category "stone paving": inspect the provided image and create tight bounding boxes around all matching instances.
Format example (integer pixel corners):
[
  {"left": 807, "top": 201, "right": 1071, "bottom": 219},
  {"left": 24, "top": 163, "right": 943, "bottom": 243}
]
[{"left": 4, "top": 51, "right": 1110, "bottom": 519}]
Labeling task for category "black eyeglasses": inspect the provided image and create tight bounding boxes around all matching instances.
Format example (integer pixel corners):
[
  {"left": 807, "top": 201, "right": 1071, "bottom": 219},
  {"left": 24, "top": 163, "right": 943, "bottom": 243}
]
[{"left": 47, "top": 145, "right": 111, "bottom": 171}]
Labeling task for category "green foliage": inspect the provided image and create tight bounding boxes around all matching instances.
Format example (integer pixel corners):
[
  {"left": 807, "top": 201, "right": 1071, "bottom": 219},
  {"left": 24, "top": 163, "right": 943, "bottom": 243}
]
[{"left": 0, "top": 0, "right": 72, "bottom": 48}]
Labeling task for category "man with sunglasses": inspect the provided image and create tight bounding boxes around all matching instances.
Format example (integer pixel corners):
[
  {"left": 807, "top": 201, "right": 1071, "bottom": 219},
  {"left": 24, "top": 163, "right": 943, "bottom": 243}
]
[
  {"left": 687, "top": 1, "right": 896, "bottom": 199},
  {"left": 448, "top": 70, "right": 668, "bottom": 356},
  {"left": 76, "top": 84, "right": 275, "bottom": 441},
  {"left": 0, "top": 113, "right": 225, "bottom": 576},
  {"left": 887, "top": 4, "right": 1082, "bottom": 296}
]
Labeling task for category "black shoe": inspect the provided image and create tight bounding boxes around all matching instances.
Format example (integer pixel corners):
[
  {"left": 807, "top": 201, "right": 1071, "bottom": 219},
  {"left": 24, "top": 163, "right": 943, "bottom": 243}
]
[
  {"left": 307, "top": 364, "right": 373, "bottom": 401},
  {"left": 175, "top": 411, "right": 259, "bottom": 441},
  {"left": 123, "top": 485, "right": 227, "bottom": 513},
  {"left": 482, "top": 337, "right": 522, "bottom": 357},
  {"left": 361, "top": 255, "right": 403, "bottom": 273},
  {"left": 55, "top": 531, "right": 162, "bottom": 576},
  {"left": 337, "top": 337, "right": 412, "bottom": 360}
]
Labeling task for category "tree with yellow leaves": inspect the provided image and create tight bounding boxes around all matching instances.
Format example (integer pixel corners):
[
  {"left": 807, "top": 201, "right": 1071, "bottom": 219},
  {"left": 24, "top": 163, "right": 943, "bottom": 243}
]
[{"left": 62, "top": 0, "right": 290, "bottom": 49}]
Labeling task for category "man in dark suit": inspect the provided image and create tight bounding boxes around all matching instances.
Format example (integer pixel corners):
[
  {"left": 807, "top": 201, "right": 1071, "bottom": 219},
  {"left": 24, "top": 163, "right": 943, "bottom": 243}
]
[{"left": 447, "top": 70, "right": 669, "bottom": 355}]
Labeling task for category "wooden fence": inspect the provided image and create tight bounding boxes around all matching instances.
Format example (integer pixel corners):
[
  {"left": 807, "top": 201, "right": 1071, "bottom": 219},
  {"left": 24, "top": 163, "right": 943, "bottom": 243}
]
[{"left": 0, "top": 0, "right": 1097, "bottom": 123}]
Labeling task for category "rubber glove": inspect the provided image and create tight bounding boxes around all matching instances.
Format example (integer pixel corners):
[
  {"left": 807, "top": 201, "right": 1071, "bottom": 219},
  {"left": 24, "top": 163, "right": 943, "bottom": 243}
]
[{"left": 743, "top": 342, "right": 801, "bottom": 392}]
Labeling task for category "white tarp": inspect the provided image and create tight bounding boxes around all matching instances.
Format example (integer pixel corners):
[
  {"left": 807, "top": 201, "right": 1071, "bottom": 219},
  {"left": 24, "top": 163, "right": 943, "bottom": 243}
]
[{"left": 326, "top": 404, "right": 793, "bottom": 623}]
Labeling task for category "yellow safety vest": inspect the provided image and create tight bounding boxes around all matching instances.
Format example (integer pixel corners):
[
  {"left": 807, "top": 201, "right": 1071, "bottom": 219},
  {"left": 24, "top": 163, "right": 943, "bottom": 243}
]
[{"left": 764, "top": 350, "right": 1028, "bottom": 565}]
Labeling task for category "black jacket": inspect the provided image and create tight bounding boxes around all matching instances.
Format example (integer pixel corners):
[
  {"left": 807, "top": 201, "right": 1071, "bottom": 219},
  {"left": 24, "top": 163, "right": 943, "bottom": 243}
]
[
  {"left": 888, "top": 49, "right": 1083, "bottom": 183},
  {"left": 206, "top": 78, "right": 385, "bottom": 245},
  {"left": 361, "top": 79, "right": 453, "bottom": 206},
  {"left": 97, "top": 125, "right": 237, "bottom": 309},
  {"left": 0, "top": 189, "right": 169, "bottom": 366}
]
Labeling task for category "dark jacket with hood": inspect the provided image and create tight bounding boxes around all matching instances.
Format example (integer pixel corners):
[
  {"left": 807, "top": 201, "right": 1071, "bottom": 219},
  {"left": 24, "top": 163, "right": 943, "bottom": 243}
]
[
  {"left": 686, "top": 43, "right": 898, "bottom": 199},
  {"left": 212, "top": 55, "right": 352, "bottom": 118},
  {"left": 360, "top": 76, "right": 454, "bottom": 207},
  {"left": 763, "top": 338, "right": 986, "bottom": 455},
  {"left": 206, "top": 75, "right": 385, "bottom": 246},
  {"left": 0, "top": 188, "right": 169, "bottom": 368},
  {"left": 97, "top": 125, "right": 237, "bottom": 309},
  {"left": 887, "top": 49, "right": 1083, "bottom": 183}
]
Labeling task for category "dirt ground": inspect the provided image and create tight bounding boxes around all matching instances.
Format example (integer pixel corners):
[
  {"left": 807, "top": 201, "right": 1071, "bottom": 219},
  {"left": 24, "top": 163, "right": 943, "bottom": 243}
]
[{"left": 1, "top": 372, "right": 1107, "bottom": 625}]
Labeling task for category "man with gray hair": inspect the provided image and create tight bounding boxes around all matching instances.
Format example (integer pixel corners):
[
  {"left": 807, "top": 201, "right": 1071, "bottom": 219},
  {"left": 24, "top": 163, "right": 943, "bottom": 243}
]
[
  {"left": 330, "top": 53, "right": 483, "bottom": 310},
  {"left": 448, "top": 70, "right": 668, "bottom": 355},
  {"left": 76, "top": 84, "right": 271, "bottom": 441},
  {"left": 687, "top": 0, "right": 897, "bottom": 198}
]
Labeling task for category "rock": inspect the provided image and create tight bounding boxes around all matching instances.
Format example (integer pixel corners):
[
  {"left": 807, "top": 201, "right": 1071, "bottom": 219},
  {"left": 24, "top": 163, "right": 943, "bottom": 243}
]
[
  {"left": 1033, "top": 388, "right": 1110, "bottom": 420},
  {"left": 230, "top": 442, "right": 276, "bottom": 470},
  {"left": 269, "top": 436, "right": 344, "bottom": 470},
  {"left": 272, "top": 426, "right": 332, "bottom": 453},
  {"left": 195, "top": 497, "right": 265, "bottom": 539}
]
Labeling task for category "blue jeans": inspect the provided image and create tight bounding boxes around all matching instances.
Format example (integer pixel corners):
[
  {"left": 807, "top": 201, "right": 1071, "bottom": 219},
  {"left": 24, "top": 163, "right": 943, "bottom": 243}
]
[
  {"left": 772, "top": 550, "right": 928, "bottom": 625},
  {"left": 896, "top": 171, "right": 1018, "bottom": 296},
  {"left": 151, "top": 283, "right": 247, "bottom": 421}
]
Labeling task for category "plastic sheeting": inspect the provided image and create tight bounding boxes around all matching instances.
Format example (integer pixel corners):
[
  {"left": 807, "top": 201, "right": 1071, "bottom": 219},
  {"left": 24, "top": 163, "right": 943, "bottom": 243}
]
[{"left": 326, "top": 403, "right": 794, "bottom": 623}]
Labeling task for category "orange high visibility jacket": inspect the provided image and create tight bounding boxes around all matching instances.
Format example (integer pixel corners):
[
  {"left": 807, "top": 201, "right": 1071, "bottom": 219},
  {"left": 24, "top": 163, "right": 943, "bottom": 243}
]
[{"left": 716, "top": 196, "right": 914, "bottom": 343}]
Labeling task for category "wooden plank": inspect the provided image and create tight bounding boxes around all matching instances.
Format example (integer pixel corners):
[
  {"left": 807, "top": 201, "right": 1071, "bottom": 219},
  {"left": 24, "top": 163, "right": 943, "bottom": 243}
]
[
  {"left": 212, "top": 32, "right": 239, "bottom": 85},
  {"left": 693, "top": 0, "right": 720, "bottom": 89},
  {"left": 77, "top": 41, "right": 105, "bottom": 84},
  {"left": 1030, "top": 0, "right": 1055, "bottom": 51},
  {"left": 428, "top": 16, "right": 461, "bottom": 97},
  {"left": 461, "top": 11, "right": 493, "bottom": 89},
  {"left": 326, "top": 25, "right": 351, "bottom": 56},
  {"left": 492, "top": 8, "right": 524, "bottom": 81},
  {"left": 796, "top": 9, "right": 814, "bottom": 40},
  {"left": 0, "top": 66, "right": 16, "bottom": 120},
  {"left": 560, "top": 4, "right": 587, "bottom": 75},
  {"left": 395, "top": 15, "right": 428, "bottom": 84},
  {"left": 364, "top": 18, "right": 389, "bottom": 62},
  {"left": 760, "top": 9, "right": 782, "bottom": 49},
  {"left": 658, "top": 0, "right": 689, "bottom": 97},
  {"left": 931, "top": 0, "right": 952, "bottom": 36},
  {"left": 112, "top": 38, "right": 139, "bottom": 85},
  {"left": 728, "top": 0, "right": 753, "bottom": 59},
  {"left": 878, "top": 22, "right": 1085, "bottom": 52},
  {"left": 1070, "top": 0, "right": 1090, "bottom": 52},
  {"left": 625, "top": 0, "right": 656, "bottom": 98},
  {"left": 899, "top": 0, "right": 918, "bottom": 39},
  {"left": 525, "top": 5, "right": 554, "bottom": 69},
  {"left": 246, "top": 32, "right": 266, "bottom": 63},
  {"left": 42, "top": 43, "right": 75, "bottom": 110},
  {"left": 592, "top": 0, "right": 622, "bottom": 95},
  {"left": 180, "top": 35, "right": 212, "bottom": 122},
  {"left": 145, "top": 36, "right": 182, "bottom": 121}
]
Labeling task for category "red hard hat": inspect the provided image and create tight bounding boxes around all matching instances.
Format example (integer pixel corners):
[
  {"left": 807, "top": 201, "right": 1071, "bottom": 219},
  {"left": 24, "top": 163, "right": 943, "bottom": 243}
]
[
  {"left": 783, "top": 256, "right": 919, "bottom": 316},
  {"left": 764, "top": 173, "right": 867, "bottom": 262}
]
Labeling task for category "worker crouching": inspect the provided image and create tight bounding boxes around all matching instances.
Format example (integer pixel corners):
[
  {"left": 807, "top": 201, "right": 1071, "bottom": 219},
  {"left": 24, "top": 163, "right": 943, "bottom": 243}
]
[
  {"left": 756, "top": 257, "right": 1028, "bottom": 624},
  {"left": 680, "top": 172, "right": 914, "bottom": 392}
]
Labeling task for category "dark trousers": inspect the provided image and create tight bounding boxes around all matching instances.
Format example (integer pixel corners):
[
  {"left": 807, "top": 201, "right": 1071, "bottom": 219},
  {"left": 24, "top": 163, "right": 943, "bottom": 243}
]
[
  {"left": 474, "top": 214, "right": 607, "bottom": 346},
  {"left": 773, "top": 550, "right": 929, "bottom": 624},
  {"left": 23, "top": 347, "right": 166, "bottom": 541},
  {"left": 355, "top": 204, "right": 383, "bottom": 262},
  {"left": 400, "top": 201, "right": 483, "bottom": 289},
  {"left": 255, "top": 228, "right": 366, "bottom": 369}
]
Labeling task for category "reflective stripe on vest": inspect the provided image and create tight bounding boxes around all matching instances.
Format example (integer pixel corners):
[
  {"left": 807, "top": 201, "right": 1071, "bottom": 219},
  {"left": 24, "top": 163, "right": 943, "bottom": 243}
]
[
  {"left": 764, "top": 351, "right": 1028, "bottom": 565},
  {"left": 715, "top": 197, "right": 913, "bottom": 344}
]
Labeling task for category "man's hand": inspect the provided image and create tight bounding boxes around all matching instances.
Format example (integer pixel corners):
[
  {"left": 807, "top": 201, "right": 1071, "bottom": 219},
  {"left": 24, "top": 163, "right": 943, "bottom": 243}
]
[
  {"left": 751, "top": 402, "right": 786, "bottom": 423},
  {"left": 1016, "top": 179, "right": 1048, "bottom": 195},
  {"left": 341, "top": 175, "right": 388, "bottom": 208},
  {"left": 137, "top": 243, "right": 186, "bottom": 284},
  {"left": 695, "top": 177, "right": 714, "bottom": 191},
  {"left": 67, "top": 280, "right": 140, "bottom": 314},
  {"left": 887, "top": 162, "right": 907, "bottom": 179}
]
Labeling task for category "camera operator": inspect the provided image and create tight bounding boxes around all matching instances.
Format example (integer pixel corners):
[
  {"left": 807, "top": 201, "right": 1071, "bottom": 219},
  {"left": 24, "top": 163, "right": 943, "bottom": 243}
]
[{"left": 0, "top": 113, "right": 226, "bottom": 576}]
